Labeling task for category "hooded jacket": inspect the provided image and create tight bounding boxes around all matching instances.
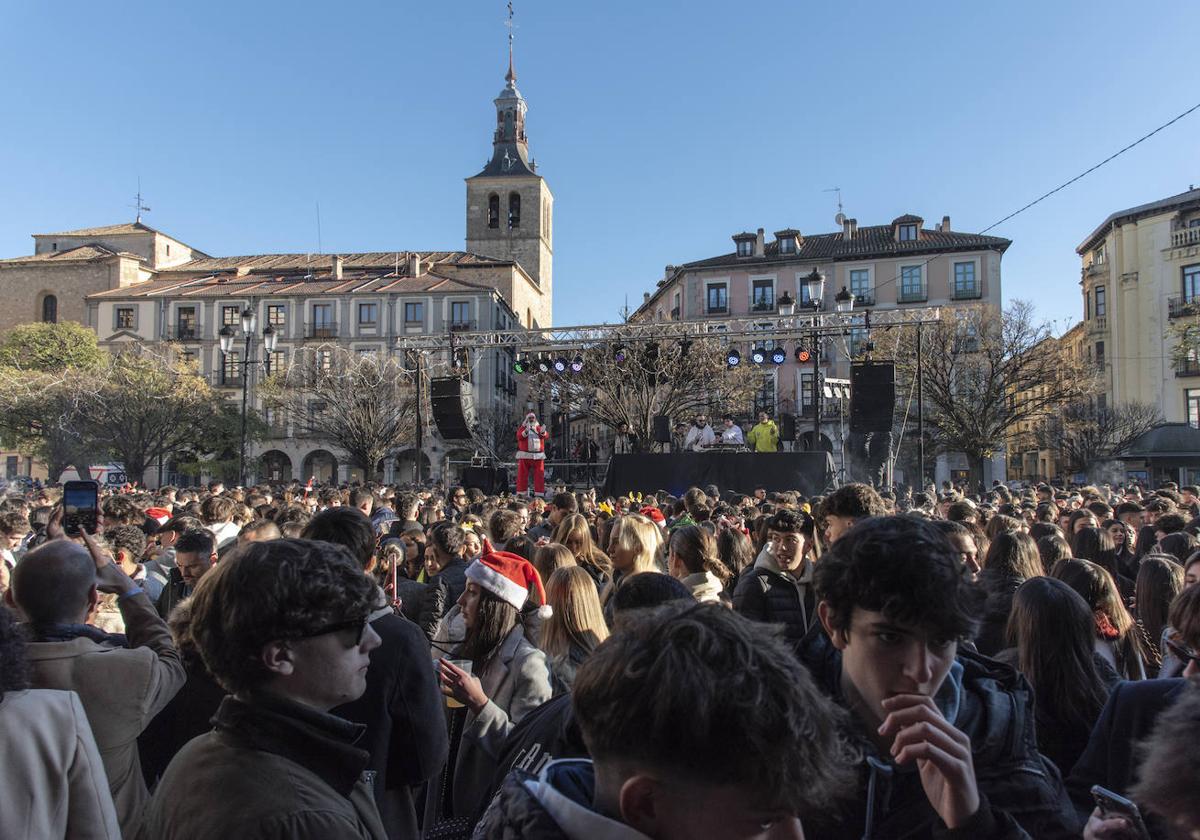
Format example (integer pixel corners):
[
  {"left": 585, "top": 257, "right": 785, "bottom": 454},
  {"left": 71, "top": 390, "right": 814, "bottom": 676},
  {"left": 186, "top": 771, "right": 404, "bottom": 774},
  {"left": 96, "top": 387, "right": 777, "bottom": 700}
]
[
  {"left": 731, "top": 546, "right": 815, "bottom": 641},
  {"left": 795, "top": 624, "right": 1080, "bottom": 839},
  {"left": 680, "top": 570, "right": 726, "bottom": 604}
]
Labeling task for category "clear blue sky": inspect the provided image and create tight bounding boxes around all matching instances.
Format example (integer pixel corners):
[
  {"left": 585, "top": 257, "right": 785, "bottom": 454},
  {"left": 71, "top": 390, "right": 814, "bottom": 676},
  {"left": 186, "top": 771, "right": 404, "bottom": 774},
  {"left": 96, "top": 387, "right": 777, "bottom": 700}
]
[{"left": 2, "top": 0, "right": 1197, "bottom": 332}]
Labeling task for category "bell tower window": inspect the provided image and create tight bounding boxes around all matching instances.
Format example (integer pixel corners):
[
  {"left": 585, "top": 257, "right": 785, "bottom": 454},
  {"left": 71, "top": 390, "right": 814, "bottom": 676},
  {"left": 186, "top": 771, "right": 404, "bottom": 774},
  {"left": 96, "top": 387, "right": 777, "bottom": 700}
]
[
  {"left": 504, "top": 110, "right": 514, "bottom": 139},
  {"left": 508, "top": 192, "right": 521, "bottom": 228},
  {"left": 42, "top": 294, "right": 58, "bottom": 323},
  {"left": 488, "top": 194, "right": 500, "bottom": 229}
]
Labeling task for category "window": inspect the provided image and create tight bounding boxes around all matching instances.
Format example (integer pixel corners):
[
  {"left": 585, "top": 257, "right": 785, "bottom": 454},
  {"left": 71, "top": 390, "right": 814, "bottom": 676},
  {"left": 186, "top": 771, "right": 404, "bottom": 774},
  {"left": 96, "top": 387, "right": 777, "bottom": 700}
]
[
  {"left": 116, "top": 307, "right": 135, "bottom": 329},
  {"left": 41, "top": 294, "right": 57, "bottom": 323},
  {"left": 1095, "top": 285, "right": 1106, "bottom": 317},
  {"left": 753, "top": 373, "right": 776, "bottom": 416},
  {"left": 799, "top": 371, "right": 815, "bottom": 409},
  {"left": 1095, "top": 341, "right": 1105, "bottom": 370},
  {"left": 176, "top": 306, "right": 196, "bottom": 338},
  {"left": 849, "top": 269, "right": 871, "bottom": 301},
  {"left": 706, "top": 284, "right": 728, "bottom": 313},
  {"left": 1093, "top": 245, "right": 1106, "bottom": 264},
  {"left": 166, "top": 244, "right": 171, "bottom": 257},
  {"left": 898, "top": 224, "right": 918, "bottom": 242},
  {"left": 312, "top": 304, "right": 333, "bottom": 326},
  {"left": 266, "top": 304, "right": 286, "bottom": 326},
  {"left": 900, "top": 265, "right": 925, "bottom": 300},
  {"left": 1190, "top": 218, "right": 1200, "bottom": 229},
  {"left": 358, "top": 302, "right": 378, "bottom": 326},
  {"left": 1188, "top": 389, "right": 1200, "bottom": 429},
  {"left": 508, "top": 192, "right": 521, "bottom": 228},
  {"left": 751, "top": 279, "right": 774, "bottom": 311},
  {"left": 51, "top": 242, "right": 57, "bottom": 252},
  {"left": 178, "top": 348, "right": 196, "bottom": 367},
  {"left": 849, "top": 327, "right": 868, "bottom": 357},
  {"left": 404, "top": 302, "right": 424, "bottom": 323},
  {"left": 1184, "top": 264, "right": 1200, "bottom": 303},
  {"left": 222, "top": 351, "right": 241, "bottom": 383},
  {"left": 487, "top": 194, "right": 500, "bottom": 229},
  {"left": 451, "top": 301, "right": 471, "bottom": 326},
  {"left": 222, "top": 305, "right": 240, "bottom": 327},
  {"left": 779, "top": 237, "right": 795, "bottom": 255},
  {"left": 267, "top": 349, "right": 285, "bottom": 374},
  {"left": 736, "top": 240, "right": 753, "bottom": 257},
  {"left": 1085, "top": 290, "right": 1091, "bottom": 320},
  {"left": 953, "top": 261, "right": 978, "bottom": 297}
]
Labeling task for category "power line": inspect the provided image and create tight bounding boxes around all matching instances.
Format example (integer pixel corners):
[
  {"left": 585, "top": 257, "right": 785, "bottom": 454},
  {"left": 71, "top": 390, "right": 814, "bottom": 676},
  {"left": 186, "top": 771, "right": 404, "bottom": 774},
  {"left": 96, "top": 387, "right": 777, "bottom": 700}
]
[{"left": 866, "top": 100, "right": 1200, "bottom": 297}]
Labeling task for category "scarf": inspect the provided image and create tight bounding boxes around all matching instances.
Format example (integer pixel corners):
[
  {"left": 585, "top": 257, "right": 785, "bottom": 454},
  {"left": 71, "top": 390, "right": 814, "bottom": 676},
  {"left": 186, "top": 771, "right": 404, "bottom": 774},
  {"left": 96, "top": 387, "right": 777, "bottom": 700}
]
[{"left": 28, "top": 622, "right": 128, "bottom": 647}]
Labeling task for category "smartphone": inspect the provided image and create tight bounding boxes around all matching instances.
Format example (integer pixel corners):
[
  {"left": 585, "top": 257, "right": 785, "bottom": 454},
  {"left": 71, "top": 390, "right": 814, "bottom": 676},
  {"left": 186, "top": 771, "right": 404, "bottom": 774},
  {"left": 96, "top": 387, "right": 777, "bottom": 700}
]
[
  {"left": 1091, "top": 785, "right": 1151, "bottom": 839},
  {"left": 63, "top": 480, "right": 100, "bottom": 537}
]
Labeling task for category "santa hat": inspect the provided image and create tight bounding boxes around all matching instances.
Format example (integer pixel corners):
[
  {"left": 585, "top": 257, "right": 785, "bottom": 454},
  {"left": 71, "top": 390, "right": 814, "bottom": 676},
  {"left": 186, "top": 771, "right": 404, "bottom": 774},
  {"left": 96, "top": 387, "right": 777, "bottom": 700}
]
[
  {"left": 466, "top": 539, "right": 552, "bottom": 618},
  {"left": 640, "top": 505, "right": 665, "bottom": 525},
  {"left": 145, "top": 507, "right": 172, "bottom": 525}
]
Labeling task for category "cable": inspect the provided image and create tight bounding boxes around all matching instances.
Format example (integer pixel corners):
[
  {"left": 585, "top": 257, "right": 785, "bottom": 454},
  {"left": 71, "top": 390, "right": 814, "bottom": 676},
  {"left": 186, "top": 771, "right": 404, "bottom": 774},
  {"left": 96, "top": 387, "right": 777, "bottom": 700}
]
[{"left": 865, "top": 101, "right": 1200, "bottom": 297}]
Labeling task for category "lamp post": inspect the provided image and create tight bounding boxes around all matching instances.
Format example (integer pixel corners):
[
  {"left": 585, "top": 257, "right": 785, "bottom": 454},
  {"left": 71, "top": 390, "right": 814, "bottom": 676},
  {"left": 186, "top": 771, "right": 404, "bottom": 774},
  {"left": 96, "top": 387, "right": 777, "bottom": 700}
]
[{"left": 219, "top": 306, "right": 278, "bottom": 487}]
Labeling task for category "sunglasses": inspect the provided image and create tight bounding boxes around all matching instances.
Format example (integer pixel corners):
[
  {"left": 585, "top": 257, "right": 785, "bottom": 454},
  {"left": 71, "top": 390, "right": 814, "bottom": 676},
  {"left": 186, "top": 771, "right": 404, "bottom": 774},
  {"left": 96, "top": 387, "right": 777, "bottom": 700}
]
[
  {"left": 1165, "top": 637, "right": 1200, "bottom": 668},
  {"left": 297, "top": 616, "right": 370, "bottom": 647}
]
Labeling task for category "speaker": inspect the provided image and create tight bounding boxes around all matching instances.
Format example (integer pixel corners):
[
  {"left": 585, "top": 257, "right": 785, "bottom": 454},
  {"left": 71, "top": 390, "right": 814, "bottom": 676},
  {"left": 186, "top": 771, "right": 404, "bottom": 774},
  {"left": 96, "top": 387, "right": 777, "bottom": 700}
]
[
  {"left": 652, "top": 415, "right": 671, "bottom": 444},
  {"left": 430, "top": 376, "right": 476, "bottom": 440},
  {"left": 849, "top": 362, "right": 896, "bottom": 434},
  {"left": 779, "top": 413, "right": 796, "bottom": 442}
]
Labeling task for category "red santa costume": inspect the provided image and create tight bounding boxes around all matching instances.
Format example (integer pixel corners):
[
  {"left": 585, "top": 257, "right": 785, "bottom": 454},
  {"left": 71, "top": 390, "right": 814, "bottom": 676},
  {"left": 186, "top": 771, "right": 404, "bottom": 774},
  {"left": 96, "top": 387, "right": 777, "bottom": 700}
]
[{"left": 515, "top": 412, "right": 549, "bottom": 495}]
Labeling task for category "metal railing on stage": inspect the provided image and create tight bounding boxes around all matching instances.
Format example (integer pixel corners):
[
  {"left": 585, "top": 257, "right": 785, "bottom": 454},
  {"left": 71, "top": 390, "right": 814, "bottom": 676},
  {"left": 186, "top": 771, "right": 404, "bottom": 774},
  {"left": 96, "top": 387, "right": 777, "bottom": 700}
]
[{"left": 445, "top": 459, "right": 609, "bottom": 490}]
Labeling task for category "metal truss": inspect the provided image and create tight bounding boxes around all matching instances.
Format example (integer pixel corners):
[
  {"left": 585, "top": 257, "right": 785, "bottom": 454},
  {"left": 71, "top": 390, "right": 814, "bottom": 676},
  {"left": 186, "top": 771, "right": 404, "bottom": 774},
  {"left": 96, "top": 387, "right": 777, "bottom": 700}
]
[{"left": 395, "top": 306, "right": 945, "bottom": 353}]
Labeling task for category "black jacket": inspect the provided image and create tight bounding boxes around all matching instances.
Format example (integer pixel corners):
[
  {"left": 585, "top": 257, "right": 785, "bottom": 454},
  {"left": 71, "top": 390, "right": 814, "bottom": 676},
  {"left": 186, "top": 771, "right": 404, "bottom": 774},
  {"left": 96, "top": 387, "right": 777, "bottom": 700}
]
[
  {"left": 139, "top": 650, "right": 227, "bottom": 788},
  {"left": 731, "top": 550, "right": 815, "bottom": 642},
  {"left": 795, "top": 624, "right": 1080, "bottom": 839},
  {"left": 155, "top": 568, "right": 190, "bottom": 620},
  {"left": 1066, "top": 678, "right": 1188, "bottom": 837},
  {"left": 333, "top": 601, "right": 449, "bottom": 840},
  {"left": 417, "top": 559, "right": 469, "bottom": 640},
  {"left": 973, "top": 572, "right": 1023, "bottom": 657}
]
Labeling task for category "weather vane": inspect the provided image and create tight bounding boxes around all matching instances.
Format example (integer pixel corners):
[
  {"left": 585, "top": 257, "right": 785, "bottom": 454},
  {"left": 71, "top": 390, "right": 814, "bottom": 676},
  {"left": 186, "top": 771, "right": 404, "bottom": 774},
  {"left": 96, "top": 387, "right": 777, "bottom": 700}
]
[{"left": 131, "top": 177, "right": 151, "bottom": 224}]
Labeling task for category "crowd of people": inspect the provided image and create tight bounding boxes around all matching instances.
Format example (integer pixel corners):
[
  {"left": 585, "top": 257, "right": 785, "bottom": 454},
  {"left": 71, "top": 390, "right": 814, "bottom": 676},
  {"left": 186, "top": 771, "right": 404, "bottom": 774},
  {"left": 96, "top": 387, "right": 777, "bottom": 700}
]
[{"left": 0, "top": 475, "right": 1198, "bottom": 838}]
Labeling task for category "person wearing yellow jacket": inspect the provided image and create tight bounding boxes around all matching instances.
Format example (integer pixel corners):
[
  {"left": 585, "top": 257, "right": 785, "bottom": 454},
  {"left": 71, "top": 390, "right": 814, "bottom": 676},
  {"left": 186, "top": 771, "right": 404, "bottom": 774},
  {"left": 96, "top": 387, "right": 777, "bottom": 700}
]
[{"left": 746, "top": 412, "right": 780, "bottom": 453}]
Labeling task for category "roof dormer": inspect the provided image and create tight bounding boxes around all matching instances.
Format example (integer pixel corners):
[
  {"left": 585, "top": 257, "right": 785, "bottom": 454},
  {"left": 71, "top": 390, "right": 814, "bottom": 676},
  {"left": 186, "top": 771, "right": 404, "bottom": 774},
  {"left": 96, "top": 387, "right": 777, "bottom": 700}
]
[
  {"left": 732, "top": 231, "right": 757, "bottom": 258},
  {"left": 892, "top": 214, "right": 923, "bottom": 243},
  {"left": 774, "top": 229, "right": 802, "bottom": 255}
]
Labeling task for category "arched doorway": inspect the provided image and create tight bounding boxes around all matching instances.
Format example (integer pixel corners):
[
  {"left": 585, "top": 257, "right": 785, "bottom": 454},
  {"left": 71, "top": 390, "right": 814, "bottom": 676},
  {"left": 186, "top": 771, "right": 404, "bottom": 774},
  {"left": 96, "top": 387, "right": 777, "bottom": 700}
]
[
  {"left": 302, "top": 449, "right": 338, "bottom": 484},
  {"left": 259, "top": 450, "right": 293, "bottom": 483},
  {"left": 41, "top": 293, "right": 58, "bottom": 323}
]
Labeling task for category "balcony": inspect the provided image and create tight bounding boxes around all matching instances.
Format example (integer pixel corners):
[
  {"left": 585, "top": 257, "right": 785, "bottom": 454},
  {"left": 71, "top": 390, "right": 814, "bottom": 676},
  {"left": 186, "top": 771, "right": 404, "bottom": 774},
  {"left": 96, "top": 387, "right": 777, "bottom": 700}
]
[
  {"left": 798, "top": 403, "right": 843, "bottom": 420},
  {"left": 1176, "top": 359, "right": 1200, "bottom": 378},
  {"left": 852, "top": 293, "right": 875, "bottom": 307},
  {"left": 449, "top": 320, "right": 476, "bottom": 332},
  {"left": 211, "top": 373, "right": 244, "bottom": 388},
  {"left": 1168, "top": 296, "right": 1200, "bottom": 319},
  {"left": 1083, "top": 260, "right": 1108, "bottom": 279},
  {"left": 1171, "top": 227, "right": 1200, "bottom": 248},
  {"left": 898, "top": 288, "right": 928, "bottom": 303},
  {"left": 165, "top": 325, "right": 199, "bottom": 341},
  {"left": 751, "top": 300, "right": 776, "bottom": 313},
  {"left": 951, "top": 286, "right": 983, "bottom": 301},
  {"left": 304, "top": 322, "right": 338, "bottom": 339},
  {"left": 705, "top": 306, "right": 729, "bottom": 316},
  {"left": 1087, "top": 316, "right": 1108, "bottom": 333}
]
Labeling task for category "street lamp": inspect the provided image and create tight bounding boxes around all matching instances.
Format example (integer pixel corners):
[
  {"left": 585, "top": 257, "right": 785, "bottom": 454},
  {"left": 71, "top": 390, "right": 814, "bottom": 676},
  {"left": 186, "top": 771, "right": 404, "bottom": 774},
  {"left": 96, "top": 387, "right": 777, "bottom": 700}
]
[
  {"left": 835, "top": 286, "right": 855, "bottom": 312},
  {"left": 218, "top": 305, "right": 279, "bottom": 487},
  {"left": 796, "top": 268, "right": 856, "bottom": 455}
]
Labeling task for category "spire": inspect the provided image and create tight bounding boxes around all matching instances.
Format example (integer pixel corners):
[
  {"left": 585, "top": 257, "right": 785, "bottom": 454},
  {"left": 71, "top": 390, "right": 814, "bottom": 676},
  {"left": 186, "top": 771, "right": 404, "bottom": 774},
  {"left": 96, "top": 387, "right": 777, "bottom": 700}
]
[
  {"left": 472, "top": 0, "right": 536, "bottom": 178},
  {"left": 505, "top": 1, "right": 516, "bottom": 85}
]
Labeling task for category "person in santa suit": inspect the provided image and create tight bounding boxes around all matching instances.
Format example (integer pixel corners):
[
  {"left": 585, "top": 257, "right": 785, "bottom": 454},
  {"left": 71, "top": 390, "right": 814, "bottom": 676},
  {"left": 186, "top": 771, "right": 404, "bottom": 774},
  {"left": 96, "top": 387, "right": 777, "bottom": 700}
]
[{"left": 516, "top": 412, "right": 550, "bottom": 496}]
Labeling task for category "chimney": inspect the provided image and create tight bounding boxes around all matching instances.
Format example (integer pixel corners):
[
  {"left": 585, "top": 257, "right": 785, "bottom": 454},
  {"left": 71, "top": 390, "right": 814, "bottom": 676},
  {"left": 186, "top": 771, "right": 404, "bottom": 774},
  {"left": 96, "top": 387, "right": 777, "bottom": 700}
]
[
  {"left": 940, "top": 215, "right": 951, "bottom": 233},
  {"left": 843, "top": 218, "right": 857, "bottom": 240},
  {"left": 754, "top": 228, "right": 765, "bottom": 257},
  {"left": 407, "top": 252, "right": 423, "bottom": 277},
  {"left": 331, "top": 254, "right": 343, "bottom": 280},
  {"left": 643, "top": 292, "right": 651, "bottom": 303}
]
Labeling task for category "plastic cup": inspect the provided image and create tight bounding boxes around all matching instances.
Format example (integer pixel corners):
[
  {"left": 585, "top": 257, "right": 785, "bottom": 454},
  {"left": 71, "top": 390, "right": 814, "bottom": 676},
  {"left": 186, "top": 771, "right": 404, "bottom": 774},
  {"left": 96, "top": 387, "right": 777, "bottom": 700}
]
[{"left": 441, "top": 659, "right": 473, "bottom": 708}]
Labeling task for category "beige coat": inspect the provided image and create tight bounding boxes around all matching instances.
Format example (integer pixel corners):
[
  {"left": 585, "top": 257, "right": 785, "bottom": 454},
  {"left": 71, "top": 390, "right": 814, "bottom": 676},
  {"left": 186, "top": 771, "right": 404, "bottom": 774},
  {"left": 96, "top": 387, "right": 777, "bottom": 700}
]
[
  {"left": 0, "top": 688, "right": 121, "bottom": 839},
  {"left": 26, "top": 591, "right": 187, "bottom": 838}
]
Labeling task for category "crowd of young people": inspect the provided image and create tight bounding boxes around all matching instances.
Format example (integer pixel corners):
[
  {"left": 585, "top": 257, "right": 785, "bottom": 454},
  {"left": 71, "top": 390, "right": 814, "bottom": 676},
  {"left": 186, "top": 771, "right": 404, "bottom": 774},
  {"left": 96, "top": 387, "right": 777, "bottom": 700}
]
[{"left": 0, "top": 475, "right": 1198, "bottom": 839}]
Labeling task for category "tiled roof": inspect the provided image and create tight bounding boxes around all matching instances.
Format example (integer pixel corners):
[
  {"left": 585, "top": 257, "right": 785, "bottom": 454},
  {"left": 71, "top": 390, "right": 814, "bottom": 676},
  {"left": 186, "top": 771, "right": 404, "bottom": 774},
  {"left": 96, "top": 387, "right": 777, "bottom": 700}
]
[
  {"left": 891, "top": 214, "right": 924, "bottom": 225},
  {"left": 680, "top": 225, "right": 1010, "bottom": 270},
  {"left": 0, "top": 244, "right": 141, "bottom": 265},
  {"left": 86, "top": 269, "right": 502, "bottom": 300},
  {"left": 159, "top": 250, "right": 511, "bottom": 274},
  {"left": 1077, "top": 187, "right": 1200, "bottom": 254},
  {"left": 34, "top": 222, "right": 157, "bottom": 237}
]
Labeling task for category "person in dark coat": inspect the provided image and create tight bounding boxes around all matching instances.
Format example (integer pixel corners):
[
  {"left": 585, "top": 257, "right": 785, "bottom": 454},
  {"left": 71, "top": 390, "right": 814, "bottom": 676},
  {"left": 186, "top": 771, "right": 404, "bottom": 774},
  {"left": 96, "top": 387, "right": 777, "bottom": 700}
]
[
  {"left": 418, "top": 522, "right": 469, "bottom": 639},
  {"left": 973, "top": 531, "right": 1044, "bottom": 657},
  {"left": 732, "top": 508, "right": 817, "bottom": 641},
  {"left": 303, "top": 508, "right": 449, "bottom": 840},
  {"left": 798, "top": 515, "right": 1079, "bottom": 839}
]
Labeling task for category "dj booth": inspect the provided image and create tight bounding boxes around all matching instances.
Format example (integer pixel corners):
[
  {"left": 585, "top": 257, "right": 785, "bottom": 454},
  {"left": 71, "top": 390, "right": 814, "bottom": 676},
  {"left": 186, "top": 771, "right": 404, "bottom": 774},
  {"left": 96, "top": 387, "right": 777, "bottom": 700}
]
[{"left": 602, "top": 451, "right": 835, "bottom": 498}]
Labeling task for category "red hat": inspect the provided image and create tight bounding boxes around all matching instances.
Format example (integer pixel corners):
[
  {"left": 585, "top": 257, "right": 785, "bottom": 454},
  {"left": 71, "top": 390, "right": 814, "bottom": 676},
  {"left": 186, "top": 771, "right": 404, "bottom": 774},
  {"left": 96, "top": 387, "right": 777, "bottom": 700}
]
[
  {"left": 465, "top": 539, "right": 552, "bottom": 618},
  {"left": 145, "top": 507, "right": 172, "bottom": 525},
  {"left": 640, "top": 505, "right": 665, "bottom": 524}
]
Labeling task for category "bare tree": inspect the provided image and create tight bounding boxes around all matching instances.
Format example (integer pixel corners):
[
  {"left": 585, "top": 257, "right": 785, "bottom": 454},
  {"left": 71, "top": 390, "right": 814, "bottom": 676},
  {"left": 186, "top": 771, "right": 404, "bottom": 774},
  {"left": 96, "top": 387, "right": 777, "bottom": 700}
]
[
  {"left": 262, "top": 346, "right": 416, "bottom": 480},
  {"left": 894, "top": 300, "right": 1093, "bottom": 489},
  {"left": 525, "top": 335, "right": 761, "bottom": 445},
  {"left": 1035, "top": 401, "right": 1163, "bottom": 475}
]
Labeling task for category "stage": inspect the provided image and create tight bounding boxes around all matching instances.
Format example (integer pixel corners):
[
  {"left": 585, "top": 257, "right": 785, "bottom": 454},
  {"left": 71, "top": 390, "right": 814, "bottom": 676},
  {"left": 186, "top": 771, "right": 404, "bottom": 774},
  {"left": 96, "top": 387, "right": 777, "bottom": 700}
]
[{"left": 601, "top": 451, "right": 835, "bottom": 498}]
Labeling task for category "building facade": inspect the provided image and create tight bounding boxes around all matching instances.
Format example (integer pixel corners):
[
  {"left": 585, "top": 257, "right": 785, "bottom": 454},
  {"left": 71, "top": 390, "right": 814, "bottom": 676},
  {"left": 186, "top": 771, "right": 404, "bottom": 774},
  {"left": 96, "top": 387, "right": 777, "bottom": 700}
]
[
  {"left": 634, "top": 215, "right": 1010, "bottom": 486},
  {"left": 1005, "top": 321, "right": 1086, "bottom": 484},
  {"left": 1077, "top": 186, "right": 1200, "bottom": 425}
]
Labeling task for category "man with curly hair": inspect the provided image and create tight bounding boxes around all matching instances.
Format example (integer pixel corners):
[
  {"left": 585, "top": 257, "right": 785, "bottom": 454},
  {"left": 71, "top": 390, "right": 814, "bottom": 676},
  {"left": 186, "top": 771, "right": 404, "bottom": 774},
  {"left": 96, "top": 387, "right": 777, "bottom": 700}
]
[
  {"left": 138, "top": 538, "right": 385, "bottom": 839},
  {"left": 476, "top": 601, "right": 856, "bottom": 838},
  {"left": 800, "top": 514, "right": 1079, "bottom": 838},
  {"left": 817, "top": 482, "right": 888, "bottom": 545}
]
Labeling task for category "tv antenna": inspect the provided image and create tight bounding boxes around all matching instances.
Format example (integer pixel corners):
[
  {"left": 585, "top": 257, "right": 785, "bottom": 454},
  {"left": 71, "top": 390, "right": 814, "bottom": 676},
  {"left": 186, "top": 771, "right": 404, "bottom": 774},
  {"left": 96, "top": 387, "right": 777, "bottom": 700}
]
[
  {"left": 131, "top": 177, "right": 152, "bottom": 223},
  {"left": 824, "top": 187, "right": 844, "bottom": 225}
]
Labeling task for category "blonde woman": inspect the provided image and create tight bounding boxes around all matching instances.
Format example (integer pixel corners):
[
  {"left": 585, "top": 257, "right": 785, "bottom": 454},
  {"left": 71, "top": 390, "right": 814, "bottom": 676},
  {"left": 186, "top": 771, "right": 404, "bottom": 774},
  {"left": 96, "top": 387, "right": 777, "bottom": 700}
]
[
  {"left": 551, "top": 513, "right": 613, "bottom": 592},
  {"left": 600, "top": 514, "right": 663, "bottom": 612},
  {"left": 540, "top": 566, "right": 610, "bottom": 694}
]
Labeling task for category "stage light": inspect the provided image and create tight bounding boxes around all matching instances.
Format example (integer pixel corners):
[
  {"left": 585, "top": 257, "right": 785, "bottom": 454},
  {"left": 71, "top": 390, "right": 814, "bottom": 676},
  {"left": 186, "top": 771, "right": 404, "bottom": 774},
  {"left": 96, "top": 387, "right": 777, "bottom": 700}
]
[
  {"left": 770, "top": 347, "right": 787, "bottom": 365},
  {"left": 613, "top": 344, "right": 627, "bottom": 363},
  {"left": 536, "top": 356, "right": 551, "bottom": 374},
  {"left": 513, "top": 356, "right": 529, "bottom": 375},
  {"left": 570, "top": 354, "right": 584, "bottom": 373},
  {"left": 553, "top": 356, "right": 568, "bottom": 374},
  {"left": 751, "top": 346, "right": 767, "bottom": 365},
  {"left": 726, "top": 348, "right": 741, "bottom": 368},
  {"left": 795, "top": 346, "right": 813, "bottom": 363}
]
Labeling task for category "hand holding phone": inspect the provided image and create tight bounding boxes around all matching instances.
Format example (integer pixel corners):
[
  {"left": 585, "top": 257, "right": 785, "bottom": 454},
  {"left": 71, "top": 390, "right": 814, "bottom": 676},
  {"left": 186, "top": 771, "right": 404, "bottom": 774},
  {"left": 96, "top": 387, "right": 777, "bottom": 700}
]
[
  {"left": 63, "top": 480, "right": 100, "bottom": 537},
  {"left": 1086, "top": 787, "right": 1150, "bottom": 840}
]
